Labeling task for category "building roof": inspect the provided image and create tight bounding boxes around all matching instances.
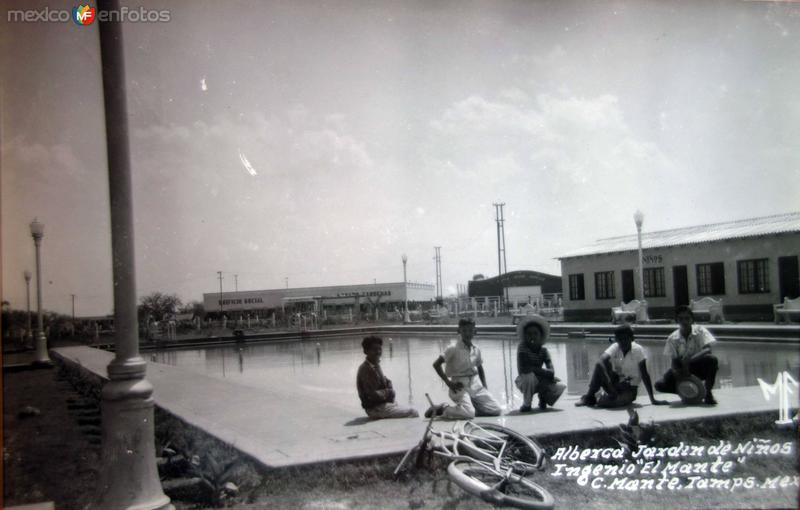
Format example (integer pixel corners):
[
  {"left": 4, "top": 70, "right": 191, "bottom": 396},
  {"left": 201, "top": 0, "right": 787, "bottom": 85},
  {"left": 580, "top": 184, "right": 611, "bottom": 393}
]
[
  {"left": 559, "top": 212, "right": 800, "bottom": 259},
  {"left": 468, "top": 270, "right": 563, "bottom": 296}
]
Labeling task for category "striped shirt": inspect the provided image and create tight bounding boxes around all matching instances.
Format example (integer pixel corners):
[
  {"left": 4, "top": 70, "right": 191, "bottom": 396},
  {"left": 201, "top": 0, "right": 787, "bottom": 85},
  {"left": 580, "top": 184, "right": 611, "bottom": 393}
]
[{"left": 517, "top": 342, "right": 552, "bottom": 375}]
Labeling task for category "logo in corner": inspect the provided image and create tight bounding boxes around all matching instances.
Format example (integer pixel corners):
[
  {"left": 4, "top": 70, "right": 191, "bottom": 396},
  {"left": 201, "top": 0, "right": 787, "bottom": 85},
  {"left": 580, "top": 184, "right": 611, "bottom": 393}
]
[{"left": 72, "top": 4, "right": 96, "bottom": 25}]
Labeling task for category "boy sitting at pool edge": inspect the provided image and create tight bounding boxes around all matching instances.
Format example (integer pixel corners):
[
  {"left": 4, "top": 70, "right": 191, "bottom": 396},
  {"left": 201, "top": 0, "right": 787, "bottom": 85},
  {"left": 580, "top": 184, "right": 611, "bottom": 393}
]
[
  {"left": 356, "top": 336, "right": 419, "bottom": 419},
  {"left": 575, "top": 324, "right": 668, "bottom": 408}
]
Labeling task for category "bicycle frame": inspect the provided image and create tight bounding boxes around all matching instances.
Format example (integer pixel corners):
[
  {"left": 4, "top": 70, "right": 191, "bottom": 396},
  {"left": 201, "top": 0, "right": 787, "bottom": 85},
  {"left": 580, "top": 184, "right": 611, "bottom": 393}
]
[{"left": 394, "top": 394, "right": 553, "bottom": 509}]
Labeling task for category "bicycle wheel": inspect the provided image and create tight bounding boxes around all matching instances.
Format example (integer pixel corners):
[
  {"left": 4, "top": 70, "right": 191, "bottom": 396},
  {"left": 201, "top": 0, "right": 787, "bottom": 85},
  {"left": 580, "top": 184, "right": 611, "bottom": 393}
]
[
  {"left": 447, "top": 460, "right": 554, "bottom": 510},
  {"left": 457, "top": 422, "right": 546, "bottom": 473}
]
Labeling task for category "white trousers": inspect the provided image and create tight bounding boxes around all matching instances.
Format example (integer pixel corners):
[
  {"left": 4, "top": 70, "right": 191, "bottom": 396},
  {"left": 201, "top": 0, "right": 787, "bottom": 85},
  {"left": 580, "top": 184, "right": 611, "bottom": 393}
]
[
  {"left": 441, "top": 375, "right": 502, "bottom": 420},
  {"left": 365, "top": 402, "right": 419, "bottom": 420},
  {"left": 515, "top": 372, "right": 567, "bottom": 407}
]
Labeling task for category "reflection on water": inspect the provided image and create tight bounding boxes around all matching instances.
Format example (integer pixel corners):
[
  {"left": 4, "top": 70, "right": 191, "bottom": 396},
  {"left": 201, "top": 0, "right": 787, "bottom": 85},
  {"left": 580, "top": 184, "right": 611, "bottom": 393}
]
[{"left": 151, "top": 335, "right": 800, "bottom": 413}]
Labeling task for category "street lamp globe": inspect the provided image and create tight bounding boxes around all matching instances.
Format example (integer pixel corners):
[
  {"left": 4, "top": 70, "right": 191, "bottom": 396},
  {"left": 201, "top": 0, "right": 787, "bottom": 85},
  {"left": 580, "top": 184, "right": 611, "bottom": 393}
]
[
  {"left": 633, "top": 210, "right": 644, "bottom": 230},
  {"left": 30, "top": 218, "right": 44, "bottom": 238}
]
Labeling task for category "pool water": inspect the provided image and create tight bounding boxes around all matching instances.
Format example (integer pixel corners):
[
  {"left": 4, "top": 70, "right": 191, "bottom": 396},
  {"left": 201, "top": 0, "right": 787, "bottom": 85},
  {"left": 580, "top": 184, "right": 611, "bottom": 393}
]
[{"left": 150, "top": 335, "right": 799, "bottom": 414}]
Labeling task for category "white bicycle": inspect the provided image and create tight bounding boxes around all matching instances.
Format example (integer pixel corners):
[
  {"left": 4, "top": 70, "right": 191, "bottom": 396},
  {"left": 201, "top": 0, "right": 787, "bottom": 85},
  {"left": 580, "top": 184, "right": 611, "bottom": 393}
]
[{"left": 394, "top": 394, "right": 554, "bottom": 509}]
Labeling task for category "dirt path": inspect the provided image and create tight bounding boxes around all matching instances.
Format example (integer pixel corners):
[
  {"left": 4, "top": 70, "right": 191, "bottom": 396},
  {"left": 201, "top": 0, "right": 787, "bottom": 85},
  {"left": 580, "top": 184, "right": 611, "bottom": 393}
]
[{"left": 3, "top": 366, "right": 100, "bottom": 509}]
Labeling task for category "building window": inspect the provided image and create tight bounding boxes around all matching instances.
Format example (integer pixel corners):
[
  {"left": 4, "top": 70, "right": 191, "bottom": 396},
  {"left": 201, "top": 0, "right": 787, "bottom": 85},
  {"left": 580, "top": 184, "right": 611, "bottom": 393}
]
[
  {"left": 569, "top": 274, "right": 585, "bottom": 301},
  {"left": 594, "top": 271, "right": 615, "bottom": 300},
  {"left": 643, "top": 267, "right": 666, "bottom": 297},
  {"left": 738, "top": 259, "right": 770, "bottom": 294},
  {"left": 696, "top": 262, "right": 725, "bottom": 295}
]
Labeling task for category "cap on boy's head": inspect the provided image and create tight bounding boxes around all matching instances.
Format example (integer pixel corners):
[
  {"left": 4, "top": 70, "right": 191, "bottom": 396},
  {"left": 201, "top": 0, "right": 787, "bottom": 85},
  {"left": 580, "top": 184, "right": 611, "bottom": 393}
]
[
  {"left": 614, "top": 324, "right": 634, "bottom": 340},
  {"left": 458, "top": 317, "right": 476, "bottom": 328},
  {"left": 361, "top": 335, "right": 383, "bottom": 352}
]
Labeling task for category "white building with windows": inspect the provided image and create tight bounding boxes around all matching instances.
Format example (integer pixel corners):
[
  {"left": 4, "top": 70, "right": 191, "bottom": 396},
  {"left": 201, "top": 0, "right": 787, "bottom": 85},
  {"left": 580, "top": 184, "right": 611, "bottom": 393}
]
[{"left": 558, "top": 212, "right": 800, "bottom": 322}]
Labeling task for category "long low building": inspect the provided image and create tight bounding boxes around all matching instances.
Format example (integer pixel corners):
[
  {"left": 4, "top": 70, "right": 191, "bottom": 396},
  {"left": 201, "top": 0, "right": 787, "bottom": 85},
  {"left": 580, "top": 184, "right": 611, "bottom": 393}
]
[
  {"left": 558, "top": 212, "right": 800, "bottom": 322},
  {"left": 203, "top": 281, "right": 436, "bottom": 316}
]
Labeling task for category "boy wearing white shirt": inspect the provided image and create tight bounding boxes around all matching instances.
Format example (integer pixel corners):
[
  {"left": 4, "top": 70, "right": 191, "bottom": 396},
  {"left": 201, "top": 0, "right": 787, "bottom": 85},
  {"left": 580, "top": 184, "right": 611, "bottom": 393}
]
[
  {"left": 655, "top": 306, "right": 719, "bottom": 405},
  {"left": 576, "top": 324, "right": 667, "bottom": 408},
  {"left": 427, "top": 318, "right": 502, "bottom": 419}
]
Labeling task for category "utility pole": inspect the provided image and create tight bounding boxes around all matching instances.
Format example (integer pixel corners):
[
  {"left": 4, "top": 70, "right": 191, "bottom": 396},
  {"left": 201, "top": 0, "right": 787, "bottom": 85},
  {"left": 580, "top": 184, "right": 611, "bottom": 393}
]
[
  {"left": 71, "top": 293, "right": 75, "bottom": 321},
  {"left": 234, "top": 274, "right": 238, "bottom": 292},
  {"left": 217, "top": 271, "right": 224, "bottom": 315},
  {"left": 493, "top": 202, "right": 509, "bottom": 311},
  {"left": 285, "top": 277, "right": 289, "bottom": 289}
]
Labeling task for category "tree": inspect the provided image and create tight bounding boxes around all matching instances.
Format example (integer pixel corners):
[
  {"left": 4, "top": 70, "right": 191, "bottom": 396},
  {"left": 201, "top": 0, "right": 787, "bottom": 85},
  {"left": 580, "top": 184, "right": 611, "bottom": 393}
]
[
  {"left": 180, "top": 301, "right": 205, "bottom": 318},
  {"left": 138, "top": 292, "right": 183, "bottom": 322}
]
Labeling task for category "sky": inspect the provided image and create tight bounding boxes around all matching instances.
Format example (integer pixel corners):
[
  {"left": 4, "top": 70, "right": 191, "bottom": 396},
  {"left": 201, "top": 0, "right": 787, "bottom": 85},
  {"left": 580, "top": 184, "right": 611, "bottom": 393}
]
[{"left": 2, "top": 0, "right": 799, "bottom": 316}]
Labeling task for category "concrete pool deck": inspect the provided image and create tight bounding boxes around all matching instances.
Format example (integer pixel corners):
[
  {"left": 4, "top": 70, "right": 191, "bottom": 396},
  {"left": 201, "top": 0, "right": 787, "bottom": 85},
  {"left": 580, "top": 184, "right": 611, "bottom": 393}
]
[{"left": 50, "top": 345, "right": 790, "bottom": 470}]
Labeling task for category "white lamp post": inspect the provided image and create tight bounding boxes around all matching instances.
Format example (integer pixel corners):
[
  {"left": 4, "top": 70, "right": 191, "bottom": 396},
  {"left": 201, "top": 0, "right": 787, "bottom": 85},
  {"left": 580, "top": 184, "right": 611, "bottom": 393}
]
[
  {"left": 93, "top": 4, "right": 171, "bottom": 507},
  {"left": 402, "top": 254, "right": 410, "bottom": 324},
  {"left": 29, "top": 219, "right": 51, "bottom": 364},
  {"left": 633, "top": 210, "right": 649, "bottom": 322},
  {"left": 23, "top": 270, "right": 32, "bottom": 345}
]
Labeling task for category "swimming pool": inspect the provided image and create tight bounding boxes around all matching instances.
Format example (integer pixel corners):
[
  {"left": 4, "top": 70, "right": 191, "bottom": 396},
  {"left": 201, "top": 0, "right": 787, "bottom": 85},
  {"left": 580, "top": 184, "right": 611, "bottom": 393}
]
[{"left": 150, "top": 334, "right": 799, "bottom": 414}]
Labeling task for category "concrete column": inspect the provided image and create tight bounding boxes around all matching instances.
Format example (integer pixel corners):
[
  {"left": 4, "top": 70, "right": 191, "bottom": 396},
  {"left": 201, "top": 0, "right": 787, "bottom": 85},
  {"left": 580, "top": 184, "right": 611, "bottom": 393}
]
[{"left": 94, "top": 2, "right": 171, "bottom": 508}]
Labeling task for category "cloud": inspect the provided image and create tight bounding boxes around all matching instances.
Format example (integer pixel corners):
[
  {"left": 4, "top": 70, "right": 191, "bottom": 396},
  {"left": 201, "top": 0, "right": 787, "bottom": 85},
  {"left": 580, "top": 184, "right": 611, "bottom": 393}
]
[
  {"left": 423, "top": 91, "right": 679, "bottom": 271},
  {"left": 125, "top": 108, "right": 393, "bottom": 294}
]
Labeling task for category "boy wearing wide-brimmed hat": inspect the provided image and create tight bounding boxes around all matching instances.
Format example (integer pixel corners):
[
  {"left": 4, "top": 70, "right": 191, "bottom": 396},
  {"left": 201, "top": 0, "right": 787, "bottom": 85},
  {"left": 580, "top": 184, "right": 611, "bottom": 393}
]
[{"left": 515, "top": 315, "right": 566, "bottom": 412}]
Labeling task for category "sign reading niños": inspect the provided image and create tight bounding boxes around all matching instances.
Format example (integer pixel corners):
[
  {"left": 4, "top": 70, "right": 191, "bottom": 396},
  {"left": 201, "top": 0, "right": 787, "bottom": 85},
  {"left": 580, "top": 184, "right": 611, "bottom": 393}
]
[{"left": 642, "top": 255, "right": 663, "bottom": 265}]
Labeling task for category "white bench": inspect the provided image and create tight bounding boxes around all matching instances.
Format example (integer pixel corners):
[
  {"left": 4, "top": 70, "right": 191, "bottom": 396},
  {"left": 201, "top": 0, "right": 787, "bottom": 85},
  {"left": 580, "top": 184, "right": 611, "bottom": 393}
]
[
  {"left": 611, "top": 300, "right": 647, "bottom": 324},
  {"left": 511, "top": 304, "right": 537, "bottom": 325},
  {"left": 774, "top": 296, "right": 800, "bottom": 324},
  {"left": 427, "top": 307, "right": 450, "bottom": 323},
  {"left": 690, "top": 297, "right": 725, "bottom": 323}
]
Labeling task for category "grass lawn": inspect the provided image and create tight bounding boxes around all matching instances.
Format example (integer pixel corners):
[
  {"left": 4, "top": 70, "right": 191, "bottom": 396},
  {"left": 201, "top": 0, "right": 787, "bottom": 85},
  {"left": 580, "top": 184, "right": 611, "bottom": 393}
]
[
  {"left": 5, "top": 366, "right": 797, "bottom": 509},
  {"left": 207, "top": 413, "right": 798, "bottom": 510}
]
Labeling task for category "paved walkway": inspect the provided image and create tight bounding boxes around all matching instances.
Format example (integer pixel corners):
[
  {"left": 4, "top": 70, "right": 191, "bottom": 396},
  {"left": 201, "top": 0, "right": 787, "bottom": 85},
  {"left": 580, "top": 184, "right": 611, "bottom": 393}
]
[{"left": 51, "top": 346, "right": 786, "bottom": 470}]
